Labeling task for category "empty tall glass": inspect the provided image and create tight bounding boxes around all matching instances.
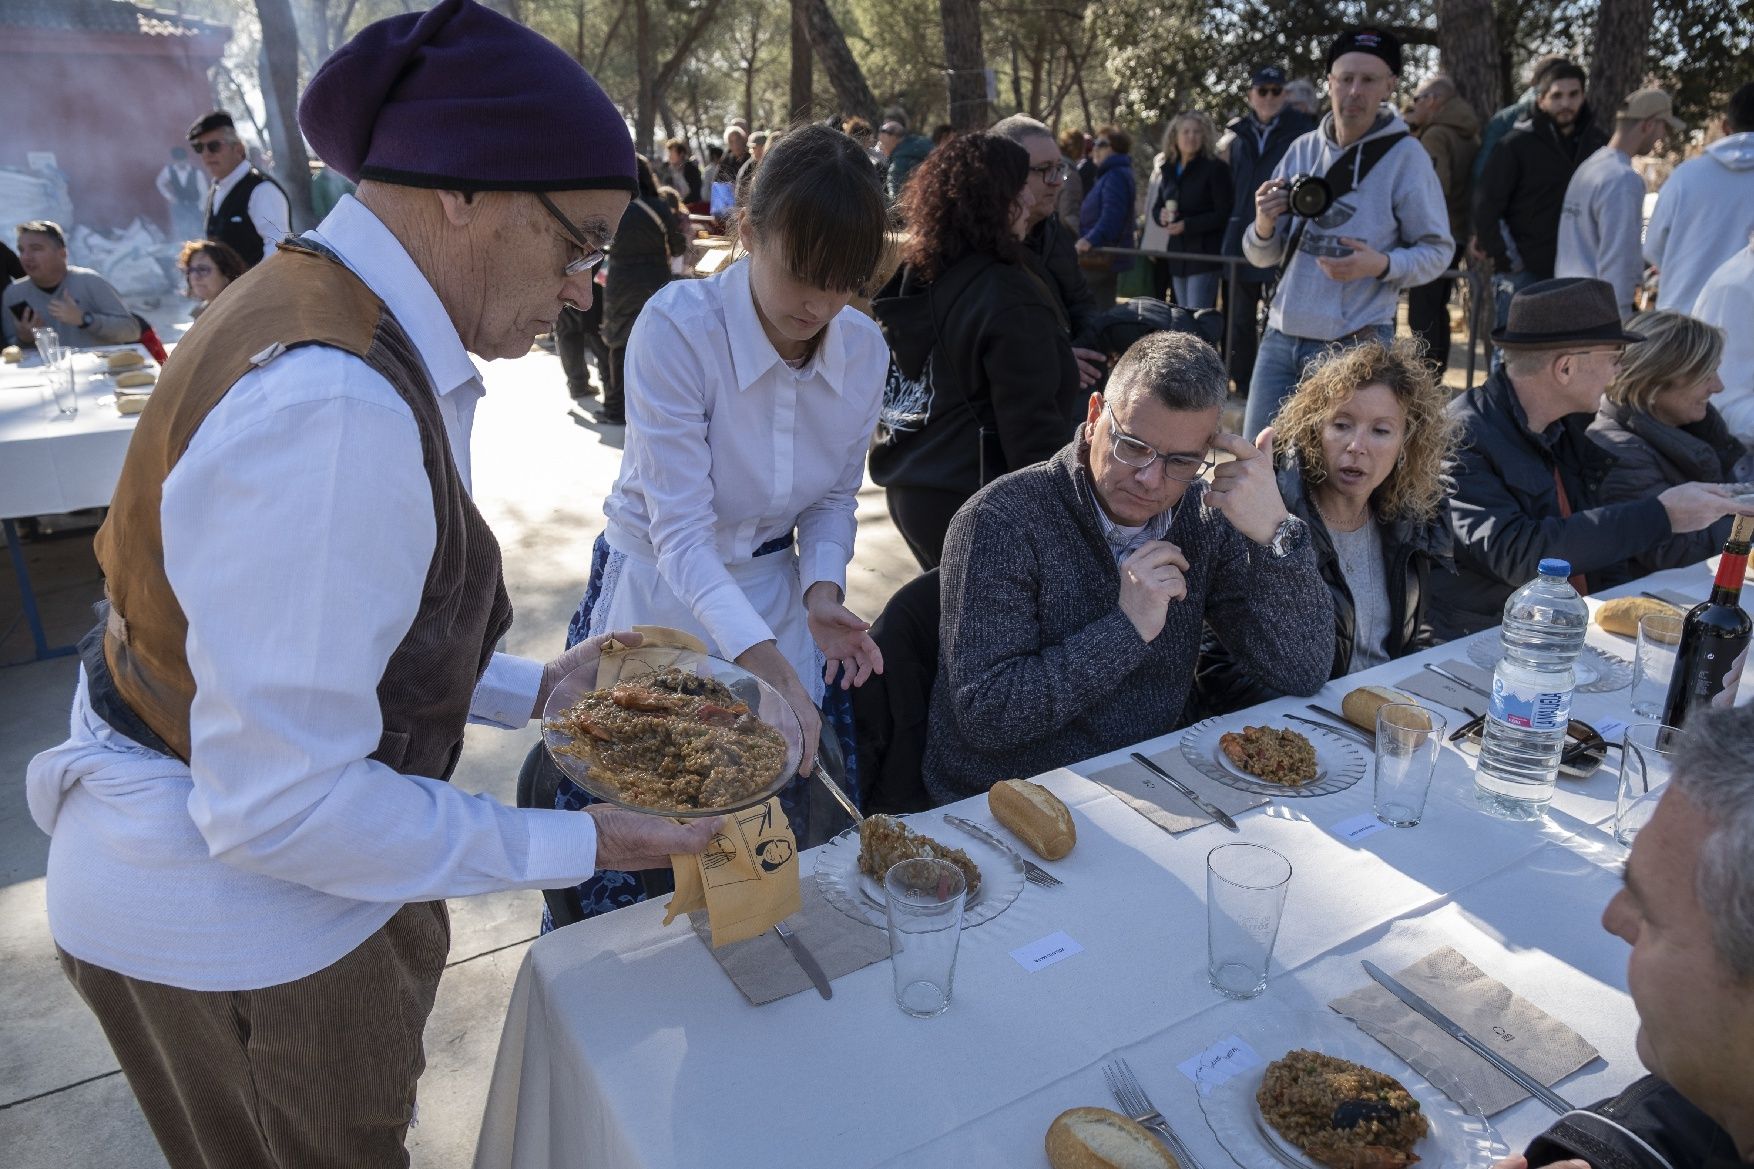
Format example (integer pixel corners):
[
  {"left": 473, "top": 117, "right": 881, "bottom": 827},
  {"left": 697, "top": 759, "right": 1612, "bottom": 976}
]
[
  {"left": 883, "top": 857, "right": 966, "bottom": 1018},
  {"left": 1631, "top": 614, "right": 1683, "bottom": 719},
  {"left": 1616, "top": 723, "right": 1686, "bottom": 845},
  {"left": 1375, "top": 703, "right": 1447, "bottom": 827},
  {"left": 1206, "top": 843, "right": 1291, "bottom": 999},
  {"left": 50, "top": 351, "right": 77, "bottom": 417}
]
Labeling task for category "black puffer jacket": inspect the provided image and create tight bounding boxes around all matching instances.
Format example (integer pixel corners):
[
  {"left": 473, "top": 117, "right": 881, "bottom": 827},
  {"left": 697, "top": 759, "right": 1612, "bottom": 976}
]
[
  {"left": 868, "top": 253, "right": 1081, "bottom": 496},
  {"left": 1472, "top": 105, "right": 1607, "bottom": 280},
  {"left": 1588, "top": 398, "right": 1749, "bottom": 575},
  {"left": 1429, "top": 368, "right": 1672, "bottom": 640},
  {"left": 1198, "top": 456, "right": 1452, "bottom": 714},
  {"left": 1148, "top": 153, "right": 1235, "bottom": 278},
  {"left": 1222, "top": 108, "right": 1318, "bottom": 281}
]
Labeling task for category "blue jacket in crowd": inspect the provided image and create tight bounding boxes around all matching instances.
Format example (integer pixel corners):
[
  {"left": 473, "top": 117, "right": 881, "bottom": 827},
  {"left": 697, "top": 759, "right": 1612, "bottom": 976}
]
[{"left": 1079, "top": 152, "right": 1136, "bottom": 270}]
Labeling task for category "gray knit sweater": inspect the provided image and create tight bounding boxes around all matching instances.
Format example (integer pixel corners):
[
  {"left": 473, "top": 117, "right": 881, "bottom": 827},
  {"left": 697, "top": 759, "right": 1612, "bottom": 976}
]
[{"left": 924, "top": 440, "right": 1334, "bottom": 803}]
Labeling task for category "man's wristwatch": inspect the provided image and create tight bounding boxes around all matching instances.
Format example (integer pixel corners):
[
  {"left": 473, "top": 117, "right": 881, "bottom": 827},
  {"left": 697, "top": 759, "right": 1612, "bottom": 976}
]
[
  {"left": 80, "top": 311, "right": 93, "bottom": 329},
  {"left": 1266, "top": 514, "right": 1308, "bottom": 558}
]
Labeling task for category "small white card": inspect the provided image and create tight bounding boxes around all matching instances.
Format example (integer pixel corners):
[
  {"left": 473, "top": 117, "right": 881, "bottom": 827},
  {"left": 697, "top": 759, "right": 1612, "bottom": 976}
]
[
  {"left": 1178, "top": 1034, "right": 1266, "bottom": 1096},
  {"left": 1595, "top": 717, "right": 1629, "bottom": 745},
  {"left": 1010, "top": 931, "right": 1084, "bottom": 972},
  {"left": 1329, "top": 812, "right": 1388, "bottom": 844}
]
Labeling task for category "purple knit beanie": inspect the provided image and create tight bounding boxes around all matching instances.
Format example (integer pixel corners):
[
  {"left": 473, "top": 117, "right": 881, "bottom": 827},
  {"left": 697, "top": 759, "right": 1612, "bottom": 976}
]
[{"left": 298, "top": 0, "right": 635, "bottom": 192}]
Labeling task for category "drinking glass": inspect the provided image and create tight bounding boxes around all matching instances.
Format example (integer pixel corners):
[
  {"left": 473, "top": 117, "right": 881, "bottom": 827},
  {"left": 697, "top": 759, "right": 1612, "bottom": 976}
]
[
  {"left": 1616, "top": 723, "right": 1686, "bottom": 845},
  {"left": 1206, "top": 843, "right": 1291, "bottom": 999},
  {"left": 1631, "top": 613, "right": 1683, "bottom": 719},
  {"left": 50, "top": 352, "right": 78, "bottom": 418},
  {"left": 1374, "top": 703, "right": 1447, "bottom": 827},
  {"left": 883, "top": 857, "right": 966, "bottom": 1018}
]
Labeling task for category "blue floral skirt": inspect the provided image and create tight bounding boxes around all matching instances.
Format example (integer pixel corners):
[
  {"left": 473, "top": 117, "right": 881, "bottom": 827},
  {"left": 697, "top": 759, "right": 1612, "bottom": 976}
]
[{"left": 541, "top": 532, "right": 858, "bottom": 931}]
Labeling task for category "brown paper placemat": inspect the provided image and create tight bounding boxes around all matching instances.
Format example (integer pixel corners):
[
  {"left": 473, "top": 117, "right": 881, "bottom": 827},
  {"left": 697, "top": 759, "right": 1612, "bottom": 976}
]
[
  {"left": 1089, "top": 748, "right": 1269, "bottom": 834},
  {"left": 1329, "top": 946, "right": 1599, "bottom": 1115},
  {"left": 689, "top": 879, "right": 890, "bottom": 1005}
]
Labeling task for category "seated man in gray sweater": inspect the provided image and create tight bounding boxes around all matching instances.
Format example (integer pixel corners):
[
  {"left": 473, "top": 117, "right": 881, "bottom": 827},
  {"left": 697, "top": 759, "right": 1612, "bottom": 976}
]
[
  {"left": 3, "top": 220, "right": 141, "bottom": 349},
  {"left": 924, "top": 331, "right": 1334, "bottom": 803}
]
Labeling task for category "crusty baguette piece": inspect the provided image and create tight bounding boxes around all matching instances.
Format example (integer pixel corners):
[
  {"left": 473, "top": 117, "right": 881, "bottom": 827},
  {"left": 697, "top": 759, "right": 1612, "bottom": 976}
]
[
  {"left": 114, "top": 370, "right": 156, "bottom": 388},
  {"left": 1046, "top": 1108, "right": 1178, "bottom": 1169},
  {"left": 106, "top": 349, "right": 145, "bottom": 370},
  {"left": 1340, "top": 685, "right": 1419, "bottom": 732},
  {"left": 1, "top": 345, "right": 20, "bottom": 363},
  {"left": 1595, "top": 595, "right": 1681, "bottom": 638},
  {"left": 988, "top": 777, "right": 1075, "bottom": 860}
]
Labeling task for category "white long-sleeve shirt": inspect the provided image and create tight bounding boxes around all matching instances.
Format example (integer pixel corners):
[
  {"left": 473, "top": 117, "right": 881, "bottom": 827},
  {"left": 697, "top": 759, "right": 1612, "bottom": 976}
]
[
  {"left": 26, "top": 195, "right": 599, "bottom": 991},
  {"left": 206, "top": 158, "right": 291, "bottom": 258},
  {"left": 601, "top": 260, "right": 887, "bottom": 666}
]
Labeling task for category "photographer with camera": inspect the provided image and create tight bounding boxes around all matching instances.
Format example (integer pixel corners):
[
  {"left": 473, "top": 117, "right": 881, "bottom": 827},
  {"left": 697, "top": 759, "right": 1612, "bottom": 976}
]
[{"left": 1241, "top": 27, "right": 1453, "bottom": 440}]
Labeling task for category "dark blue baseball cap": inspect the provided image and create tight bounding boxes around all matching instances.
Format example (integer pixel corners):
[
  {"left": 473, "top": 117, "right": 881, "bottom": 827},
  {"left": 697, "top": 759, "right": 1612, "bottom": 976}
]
[{"left": 1251, "top": 66, "right": 1288, "bottom": 88}]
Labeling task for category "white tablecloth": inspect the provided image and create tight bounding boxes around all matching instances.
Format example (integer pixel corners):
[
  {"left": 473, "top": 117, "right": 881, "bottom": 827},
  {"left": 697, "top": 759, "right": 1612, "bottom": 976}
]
[
  {"left": 472, "top": 566, "right": 1715, "bottom": 1169},
  {"left": 0, "top": 346, "right": 145, "bottom": 520}
]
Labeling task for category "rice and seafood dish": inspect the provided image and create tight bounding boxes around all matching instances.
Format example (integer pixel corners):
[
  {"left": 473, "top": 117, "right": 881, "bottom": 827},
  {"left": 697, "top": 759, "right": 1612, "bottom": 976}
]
[
  {"left": 546, "top": 666, "right": 788, "bottom": 811},
  {"left": 1257, "top": 1049, "right": 1428, "bottom": 1169}
]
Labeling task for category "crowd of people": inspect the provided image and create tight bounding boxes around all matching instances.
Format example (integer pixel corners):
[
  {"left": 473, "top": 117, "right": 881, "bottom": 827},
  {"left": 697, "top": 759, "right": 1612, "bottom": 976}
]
[{"left": 10, "top": 0, "right": 1754, "bottom": 1164}]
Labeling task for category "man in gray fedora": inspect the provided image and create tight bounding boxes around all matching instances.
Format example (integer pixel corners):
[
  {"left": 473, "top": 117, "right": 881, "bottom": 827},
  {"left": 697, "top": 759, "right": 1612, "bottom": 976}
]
[{"left": 1431, "top": 277, "right": 1754, "bottom": 639}]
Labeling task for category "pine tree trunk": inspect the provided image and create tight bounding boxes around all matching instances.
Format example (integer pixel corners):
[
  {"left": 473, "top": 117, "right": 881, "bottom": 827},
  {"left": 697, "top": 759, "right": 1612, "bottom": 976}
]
[
  {"left": 800, "top": 0, "right": 877, "bottom": 124},
  {"left": 1591, "top": 0, "right": 1653, "bottom": 126},
  {"left": 939, "top": 0, "right": 987, "bottom": 130},
  {"left": 1437, "top": 0, "right": 1503, "bottom": 129},
  {"left": 789, "top": 0, "right": 813, "bottom": 120},
  {"left": 255, "top": 0, "right": 314, "bottom": 230}
]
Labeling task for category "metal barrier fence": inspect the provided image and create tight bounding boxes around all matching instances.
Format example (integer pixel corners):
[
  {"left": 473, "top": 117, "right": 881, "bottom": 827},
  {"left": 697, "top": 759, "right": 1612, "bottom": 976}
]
[{"left": 1090, "top": 246, "right": 1490, "bottom": 390}]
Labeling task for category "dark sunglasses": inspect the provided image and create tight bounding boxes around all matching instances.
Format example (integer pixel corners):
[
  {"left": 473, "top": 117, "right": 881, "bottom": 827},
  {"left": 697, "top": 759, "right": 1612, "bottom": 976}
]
[
  {"left": 190, "top": 140, "right": 229, "bottom": 155},
  {"left": 1095, "top": 138, "right": 1111, "bottom": 147},
  {"left": 1254, "top": 85, "right": 1284, "bottom": 96}
]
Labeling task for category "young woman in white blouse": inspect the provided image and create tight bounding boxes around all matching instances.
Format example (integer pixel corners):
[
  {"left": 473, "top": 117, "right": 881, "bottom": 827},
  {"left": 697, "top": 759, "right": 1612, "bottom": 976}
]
[{"left": 555, "top": 124, "right": 891, "bottom": 914}]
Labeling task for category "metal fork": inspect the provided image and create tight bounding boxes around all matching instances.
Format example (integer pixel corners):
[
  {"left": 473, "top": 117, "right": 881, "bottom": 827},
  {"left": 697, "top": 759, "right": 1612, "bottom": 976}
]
[
  {"left": 1103, "top": 1058, "right": 1204, "bottom": 1169},
  {"left": 1023, "top": 864, "right": 1061, "bottom": 888}
]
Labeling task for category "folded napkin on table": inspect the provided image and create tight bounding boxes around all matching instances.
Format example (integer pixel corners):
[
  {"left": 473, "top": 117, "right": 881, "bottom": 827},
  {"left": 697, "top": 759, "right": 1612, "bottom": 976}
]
[
  {"left": 1088, "top": 747, "right": 1268, "bottom": 834},
  {"left": 1329, "top": 945, "right": 1600, "bottom": 1115},
  {"left": 689, "top": 878, "right": 889, "bottom": 1006},
  {"left": 1395, "top": 660, "right": 1492, "bottom": 715}
]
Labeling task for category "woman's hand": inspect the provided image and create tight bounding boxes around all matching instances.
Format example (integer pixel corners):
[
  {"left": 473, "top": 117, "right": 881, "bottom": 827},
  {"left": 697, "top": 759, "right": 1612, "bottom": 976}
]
[
  {"left": 1166, "top": 220, "right": 1187, "bottom": 237},
  {"left": 534, "top": 629, "right": 644, "bottom": 720},
  {"left": 1074, "top": 237, "right": 1093, "bottom": 255},
  {"left": 804, "top": 582, "right": 885, "bottom": 690},
  {"left": 735, "top": 639, "right": 820, "bottom": 777}
]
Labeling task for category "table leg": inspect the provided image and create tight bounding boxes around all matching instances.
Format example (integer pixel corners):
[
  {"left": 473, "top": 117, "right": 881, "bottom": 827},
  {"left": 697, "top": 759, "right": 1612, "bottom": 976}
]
[{"left": 3, "top": 518, "right": 77, "bottom": 665}]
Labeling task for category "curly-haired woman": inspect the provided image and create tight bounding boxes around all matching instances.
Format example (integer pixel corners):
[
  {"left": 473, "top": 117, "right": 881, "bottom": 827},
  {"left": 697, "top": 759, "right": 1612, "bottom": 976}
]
[
  {"left": 869, "top": 131, "right": 1081, "bottom": 569},
  {"left": 1199, "top": 338, "right": 1458, "bottom": 710},
  {"left": 1589, "top": 310, "right": 1750, "bottom": 575}
]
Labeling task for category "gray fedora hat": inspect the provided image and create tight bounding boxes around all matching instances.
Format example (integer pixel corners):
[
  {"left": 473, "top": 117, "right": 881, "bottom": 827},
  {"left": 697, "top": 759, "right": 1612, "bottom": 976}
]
[{"left": 1492, "top": 277, "right": 1645, "bottom": 348}]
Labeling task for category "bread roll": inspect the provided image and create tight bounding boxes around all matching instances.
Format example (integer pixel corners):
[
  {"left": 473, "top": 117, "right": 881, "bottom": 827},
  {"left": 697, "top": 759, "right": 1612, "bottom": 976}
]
[
  {"left": 1340, "top": 685, "right": 1419, "bottom": 732},
  {"left": 988, "top": 778, "right": 1075, "bottom": 860},
  {"left": 114, "top": 370, "right": 156, "bottom": 388},
  {"left": 115, "top": 393, "right": 149, "bottom": 416},
  {"left": 1, "top": 345, "right": 20, "bottom": 363},
  {"left": 106, "top": 350, "right": 145, "bottom": 370},
  {"left": 1046, "top": 1107, "right": 1178, "bottom": 1169},
  {"left": 1596, "top": 595, "right": 1681, "bottom": 638}
]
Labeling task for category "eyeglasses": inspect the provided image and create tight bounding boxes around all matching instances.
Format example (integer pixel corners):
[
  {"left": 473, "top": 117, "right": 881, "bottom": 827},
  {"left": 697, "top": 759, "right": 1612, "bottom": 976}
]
[
  {"left": 1095, "top": 138, "right": 1111, "bottom": 148},
  {"left": 1103, "top": 401, "right": 1214, "bottom": 481},
  {"left": 185, "top": 263, "right": 216, "bottom": 277},
  {"left": 190, "top": 140, "right": 229, "bottom": 155},
  {"left": 1254, "top": 85, "right": 1284, "bottom": 96},
  {"left": 536, "top": 191, "right": 608, "bottom": 276},
  {"left": 1560, "top": 347, "right": 1626, "bottom": 368},
  {"left": 1029, "top": 160, "right": 1071, "bottom": 183}
]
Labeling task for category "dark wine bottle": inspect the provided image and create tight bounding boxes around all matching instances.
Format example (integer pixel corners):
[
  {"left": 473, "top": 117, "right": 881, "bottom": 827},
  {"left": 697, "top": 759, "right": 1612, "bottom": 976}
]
[{"left": 1662, "top": 515, "right": 1754, "bottom": 727}]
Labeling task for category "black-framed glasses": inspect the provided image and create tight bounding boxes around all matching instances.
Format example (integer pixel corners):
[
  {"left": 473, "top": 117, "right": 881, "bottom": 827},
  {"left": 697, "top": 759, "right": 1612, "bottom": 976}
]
[
  {"left": 1094, "top": 138, "right": 1112, "bottom": 148},
  {"left": 1103, "top": 401, "right": 1214, "bottom": 481},
  {"left": 1029, "top": 159, "right": 1071, "bottom": 183},
  {"left": 190, "top": 140, "right": 228, "bottom": 155},
  {"left": 535, "top": 191, "right": 608, "bottom": 276},
  {"left": 1254, "top": 85, "right": 1284, "bottom": 96}
]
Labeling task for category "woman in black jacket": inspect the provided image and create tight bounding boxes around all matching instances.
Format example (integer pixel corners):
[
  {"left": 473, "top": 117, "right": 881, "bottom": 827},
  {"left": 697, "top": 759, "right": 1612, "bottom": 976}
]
[
  {"left": 1143, "top": 111, "right": 1233, "bottom": 309},
  {"left": 870, "top": 132, "right": 1081, "bottom": 569},
  {"left": 1198, "top": 338, "right": 1458, "bottom": 712},
  {"left": 1588, "top": 310, "right": 1749, "bottom": 575},
  {"left": 597, "top": 154, "right": 688, "bottom": 425}
]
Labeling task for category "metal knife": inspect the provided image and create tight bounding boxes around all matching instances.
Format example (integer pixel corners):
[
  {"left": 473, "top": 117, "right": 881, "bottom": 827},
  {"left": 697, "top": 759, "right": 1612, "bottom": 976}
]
[
  {"left": 811, "top": 762, "right": 863, "bottom": 825},
  {"left": 1361, "top": 960, "right": 1575, "bottom": 1114},
  {"left": 773, "top": 921, "right": 833, "bottom": 999},
  {"left": 943, "top": 814, "right": 1059, "bottom": 887},
  {"left": 1129, "top": 752, "right": 1240, "bottom": 832},
  {"left": 1425, "top": 663, "right": 1490, "bottom": 698},
  {"left": 1295, "top": 707, "right": 1374, "bottom": 747}
]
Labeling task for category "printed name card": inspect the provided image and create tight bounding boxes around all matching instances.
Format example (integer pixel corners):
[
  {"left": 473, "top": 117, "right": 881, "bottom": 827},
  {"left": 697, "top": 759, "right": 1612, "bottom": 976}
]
[
  {"left": 1329, "top": 812, "right": 1388, "bottom": 845},
  {"left": 1594, "top": 717, "right": 1629, "bottom": 745},
  {"left": 1178, "top": 1034, "right": 1266, "bottom": 1096},
  {"left": 1010, "top": 931, "right": 1084, "bottom": 973}
]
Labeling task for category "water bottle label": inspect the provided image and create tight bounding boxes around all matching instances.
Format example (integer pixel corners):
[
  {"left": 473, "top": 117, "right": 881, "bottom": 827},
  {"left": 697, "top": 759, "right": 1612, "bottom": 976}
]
[{"left": 1488, "top": 676, "right": 1572, "bottom": 730}]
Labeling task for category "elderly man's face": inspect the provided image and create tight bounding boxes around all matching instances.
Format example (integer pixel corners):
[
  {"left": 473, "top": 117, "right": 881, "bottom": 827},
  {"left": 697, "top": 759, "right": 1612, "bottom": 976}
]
[
  {"left": 1084, "top": 386, "right": 1220, "bottom": 526},
  {"left": 1248, "top": 81, "right": 1286, "bottom": 123},
  {"left": 727, "top": 130, "right": 748, "bottom": 157},
  {"left": 192, "top": 131, "right": 247, "bottom": 180},
  {"left": 1603, "top": 789, "right": 1754, "bottom": 1124},
  {"left": 1020, "top": 133, "right": 1065, "bottom": 227},
  {"left": 434, "top": 188, "right": 628, "bottom": 361},
  {"left": 17, "top": 231, "right": 68, "bottom": 287}
]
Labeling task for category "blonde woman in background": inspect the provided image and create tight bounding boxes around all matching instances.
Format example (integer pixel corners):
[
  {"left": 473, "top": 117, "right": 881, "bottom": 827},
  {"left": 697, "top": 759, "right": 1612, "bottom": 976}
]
[
  {"left": 1142, "top": 110, "right": 1233, "bottom": 308},
  {"left": 1589, "top": 309, "right": 1750, "bottom": 574}
]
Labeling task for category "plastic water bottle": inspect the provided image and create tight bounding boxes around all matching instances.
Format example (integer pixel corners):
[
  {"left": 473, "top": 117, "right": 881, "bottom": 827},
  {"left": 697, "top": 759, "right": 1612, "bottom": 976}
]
[{"left": 1474, "top": 559, "right": 1589, "bottom": 819}]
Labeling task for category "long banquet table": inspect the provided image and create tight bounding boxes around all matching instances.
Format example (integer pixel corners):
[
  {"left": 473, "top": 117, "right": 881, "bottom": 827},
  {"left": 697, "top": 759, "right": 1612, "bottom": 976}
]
[{"left": 472, "top": 564, "right": 1717, "bottom": 1169}]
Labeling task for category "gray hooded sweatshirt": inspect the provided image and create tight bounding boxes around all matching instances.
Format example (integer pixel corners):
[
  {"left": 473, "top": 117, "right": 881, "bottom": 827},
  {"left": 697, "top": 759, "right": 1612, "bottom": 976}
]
[
  {"left": 1556, "top": 144, "right": 1645, "bottom": 316},
  {"left": 1644, "top": 132, "right": 1754, "bottom": 313},
  {"left": 1243, "top": 107, "right": 1453, "bottom": 341}
]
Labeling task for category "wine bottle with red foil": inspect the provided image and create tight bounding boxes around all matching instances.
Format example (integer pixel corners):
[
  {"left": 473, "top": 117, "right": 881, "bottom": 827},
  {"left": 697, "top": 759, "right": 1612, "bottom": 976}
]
[{"left": 1662, "top": 515, "right": 1754, "bottom": 727}]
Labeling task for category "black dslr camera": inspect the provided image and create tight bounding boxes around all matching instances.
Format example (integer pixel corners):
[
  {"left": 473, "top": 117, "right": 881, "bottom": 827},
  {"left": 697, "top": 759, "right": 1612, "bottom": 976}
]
[{"left": 1282, "top": 173, "right": 1334, "bottom": 218}]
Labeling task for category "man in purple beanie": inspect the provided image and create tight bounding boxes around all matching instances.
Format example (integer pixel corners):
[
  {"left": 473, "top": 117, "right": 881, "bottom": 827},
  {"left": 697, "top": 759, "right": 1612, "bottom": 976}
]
[{"left": 26, "top": 2, "right": 720, "bottom": 1165}]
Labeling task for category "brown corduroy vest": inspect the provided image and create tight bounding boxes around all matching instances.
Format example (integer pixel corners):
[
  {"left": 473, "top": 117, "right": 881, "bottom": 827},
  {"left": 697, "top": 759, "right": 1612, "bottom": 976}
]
[{"left": 92, "top": 240, "right": 513, "bottom": 779}]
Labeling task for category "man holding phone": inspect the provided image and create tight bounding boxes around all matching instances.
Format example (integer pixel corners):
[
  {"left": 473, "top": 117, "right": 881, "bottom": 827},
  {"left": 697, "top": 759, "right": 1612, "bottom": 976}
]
[{"left": 2, "top": 221, "right": 141, "bottom": 348}]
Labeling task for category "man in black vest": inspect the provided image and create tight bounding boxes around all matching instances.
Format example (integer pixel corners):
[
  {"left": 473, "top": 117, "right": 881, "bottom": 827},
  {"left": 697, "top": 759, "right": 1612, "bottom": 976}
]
[{"left": 188, "top": 110, "right": 290, "bottom": 267}]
